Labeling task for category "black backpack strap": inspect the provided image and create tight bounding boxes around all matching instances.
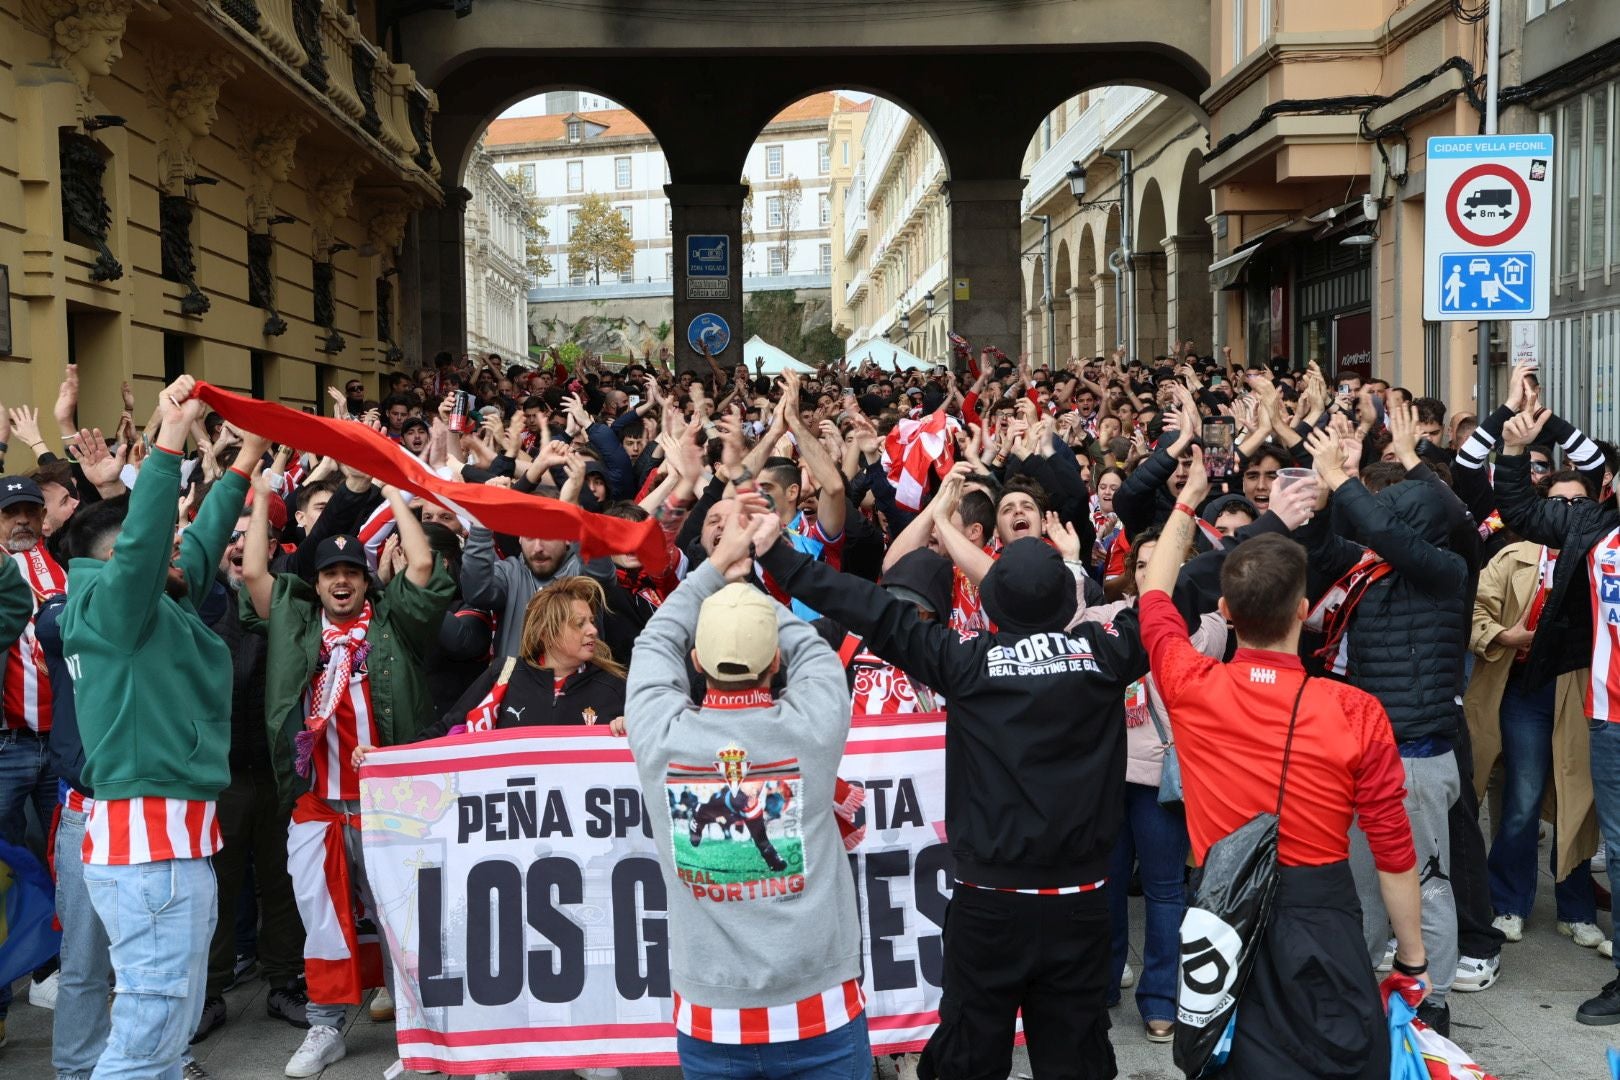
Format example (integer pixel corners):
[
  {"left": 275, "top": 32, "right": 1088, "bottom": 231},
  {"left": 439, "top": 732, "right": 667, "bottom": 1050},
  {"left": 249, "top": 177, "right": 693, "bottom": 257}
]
[{"left": 1273, "top": 676, "right": 1311, "bottom": 819}]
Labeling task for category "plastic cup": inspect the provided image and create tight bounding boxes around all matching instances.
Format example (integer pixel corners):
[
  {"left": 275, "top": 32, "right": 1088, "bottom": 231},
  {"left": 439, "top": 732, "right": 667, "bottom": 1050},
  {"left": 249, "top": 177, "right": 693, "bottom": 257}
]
[{"left": 1273, "top": 467, "right": 1315, "bottom": 493}]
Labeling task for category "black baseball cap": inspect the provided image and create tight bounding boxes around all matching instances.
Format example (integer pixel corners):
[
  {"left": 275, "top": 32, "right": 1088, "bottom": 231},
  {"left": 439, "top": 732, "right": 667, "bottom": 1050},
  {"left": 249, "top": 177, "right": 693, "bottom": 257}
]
[
  {"left": 979, "top": 538, "right": 1077, "bottom": 635},
  {"left": 313, "top": 534, "right": 367, "bottom": 572},
  {"left": 400, "top": 416, "right": 430, "bottom": 436},
  {"left": 0, "top": 477, "right": 44, "bottom": 510}
]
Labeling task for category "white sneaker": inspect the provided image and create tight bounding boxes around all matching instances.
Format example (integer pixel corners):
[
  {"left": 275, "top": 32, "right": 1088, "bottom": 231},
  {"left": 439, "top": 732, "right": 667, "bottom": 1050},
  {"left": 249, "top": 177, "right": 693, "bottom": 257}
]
[
  {"left": 574, "top": 1071, "right": 622, "bottom": 1080},
  {"left": 369, "top": 985, "right": 395, "bottom": 1021},
  {"left": 285, "top": 1025, "right": 346, "bottom": 1077},
  {"left": 1559, "top": 921, "right": 1607, "bottom": 948},
  {"left": 1375, "top": 938, "right": 1396, "bottom": 973},
  {"left": 1452, "top": 954, "right": 1500, "bottom": 992},
  {"left": 895, "top": 1053, "right": 921, "bottom": 1080},
  {"left": 1119, "top": 962, "right": 1136, "bottom": 989},
  {"left": 30, "top": 970, "right": 59, "bottom": 1010},
  {"left": 1601, "top": 939, "right": 1614, "bottom": 959},
  {"left": 1594, "top": 842, "right": 1608, "bottom": 873},
  {"left": 1492, "top": 913, "right": 1524, "bottom": 942}
]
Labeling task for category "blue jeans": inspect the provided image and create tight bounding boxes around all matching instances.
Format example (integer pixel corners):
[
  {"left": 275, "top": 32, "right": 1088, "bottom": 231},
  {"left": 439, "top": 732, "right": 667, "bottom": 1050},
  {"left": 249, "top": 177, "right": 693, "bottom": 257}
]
[
  {"left": 83, "top": 857, "right": 217, "bottom": 1080},
  {"left": 1589, "top": 720, "right": 1620, "bottom": 968},
  {"left": 1488, "top": 676, "right": 1595, "bottom": 921},
  {"left": 676, "top": 1012, "right": 871, "bottom": 1080},
  {"left": 0, "top": 727, "right": 59, "bottom": 1019},
  {"left": 1108, "top": 781, "right": 1189, "bottom": 1023},
  {"left": 54, "top": 805, "right": 113, "bottom": 1080}
]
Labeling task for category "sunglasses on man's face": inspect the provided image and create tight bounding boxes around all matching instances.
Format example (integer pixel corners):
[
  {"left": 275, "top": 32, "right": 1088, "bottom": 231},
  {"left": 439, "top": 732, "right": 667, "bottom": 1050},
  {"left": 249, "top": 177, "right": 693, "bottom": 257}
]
[
  {"left": 1547, "top": 495, "right": 1594, "bottom": 505},
  {"left": 1529, "top": 460, "right": 1552, "bottom": 474}
]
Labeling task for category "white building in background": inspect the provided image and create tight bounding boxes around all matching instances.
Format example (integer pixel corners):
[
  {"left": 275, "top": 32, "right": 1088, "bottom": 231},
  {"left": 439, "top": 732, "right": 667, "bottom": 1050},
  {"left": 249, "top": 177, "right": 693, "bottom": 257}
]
[
  {"left": 831, "top": 97, "right": 950, "bottom": 361},
  {"left": 462, "top": 141, "right": 532, "bottom": 365},
  {"left": 482, "top": 93, "right": 842, "bottom": 291}
]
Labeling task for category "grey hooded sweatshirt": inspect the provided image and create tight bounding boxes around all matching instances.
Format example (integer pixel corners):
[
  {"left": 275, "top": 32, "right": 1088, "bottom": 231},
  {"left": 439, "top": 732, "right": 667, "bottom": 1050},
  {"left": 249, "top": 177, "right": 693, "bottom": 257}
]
[
  {"left": 460, "top": 525, "right": 582, "bottom": 658},
  {"left": 625, "top": 561, "right": 861, "bottom": 1009}
]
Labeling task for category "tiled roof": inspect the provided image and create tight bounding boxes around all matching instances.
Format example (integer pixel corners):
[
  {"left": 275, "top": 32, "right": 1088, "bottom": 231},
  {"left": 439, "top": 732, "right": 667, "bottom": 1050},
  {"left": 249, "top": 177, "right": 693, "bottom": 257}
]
[{"left": 484, "top": 92, "right": 852, "bottom": 147}]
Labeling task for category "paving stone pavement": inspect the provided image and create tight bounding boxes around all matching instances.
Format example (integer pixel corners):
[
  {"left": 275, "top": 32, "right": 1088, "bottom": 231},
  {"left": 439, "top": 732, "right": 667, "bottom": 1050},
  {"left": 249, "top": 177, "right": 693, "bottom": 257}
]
[{"left": 5, "top": 864, "right": 1620, "bottom": 1079}]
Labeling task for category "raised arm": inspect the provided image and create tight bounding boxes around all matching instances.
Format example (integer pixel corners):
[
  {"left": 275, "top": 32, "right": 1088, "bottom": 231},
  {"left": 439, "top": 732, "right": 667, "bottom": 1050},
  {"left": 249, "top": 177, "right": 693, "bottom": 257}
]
[
  {"left": 242, "top": 469, "right": 276, "bottom": 621},
  {"left": 782, "top": 371, "right": 846, "bottom": 539},
  {"left": 85, "top": 376, "right": 198, "bottom": 639},
  {"left": 754, "top": 516, "right": 955, "bottom": 694},
  {"left": 383, "top": 485, "right": 435, "bottom": 588}
]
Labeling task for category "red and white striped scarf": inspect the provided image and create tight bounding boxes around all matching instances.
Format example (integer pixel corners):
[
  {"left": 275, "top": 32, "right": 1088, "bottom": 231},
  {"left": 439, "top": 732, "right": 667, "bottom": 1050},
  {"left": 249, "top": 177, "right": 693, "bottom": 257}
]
[
  {"left": 4, "top": 545, "right": 65, "bottom": 732},
  {"left": 1305, "top": 550, "right": 1393, "bottom": 676},
  {"left": 296, "top": 605, "right": 374, "bottom": 798},
  {"left": 1587, "top": 528, "right": 1620, "bottom": 722},
  {"left": 882, "top": 409, "right": 957, "bottom": 511},
  {"left": 464, "top": 657, "right": 518, "bottom": 733}
]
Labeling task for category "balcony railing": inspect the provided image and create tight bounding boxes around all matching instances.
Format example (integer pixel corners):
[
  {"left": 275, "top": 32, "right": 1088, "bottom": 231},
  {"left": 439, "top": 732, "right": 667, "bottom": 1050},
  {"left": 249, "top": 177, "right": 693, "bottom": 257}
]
[{"left": 207, "top": 0, "right": 439, "bottom": 188}]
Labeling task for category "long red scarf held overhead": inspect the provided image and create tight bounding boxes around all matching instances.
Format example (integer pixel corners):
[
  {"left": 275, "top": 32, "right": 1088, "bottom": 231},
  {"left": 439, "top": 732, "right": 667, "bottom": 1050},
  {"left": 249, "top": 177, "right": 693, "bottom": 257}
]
[{"left": 191, "top": 384, "right": 667, "bottom": 574}]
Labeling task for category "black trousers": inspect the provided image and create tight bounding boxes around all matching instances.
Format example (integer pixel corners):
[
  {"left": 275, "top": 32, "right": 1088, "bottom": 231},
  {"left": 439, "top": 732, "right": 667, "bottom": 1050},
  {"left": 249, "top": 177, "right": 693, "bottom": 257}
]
[
  {"left": 918, "top": 884, "right": 1114, "bottom": 1080},
  {"left": 1220, "top": 862, "right": 1388, "bottom": 1080},
  {"left": 207, "top": 768, "right": 306, "bottom": 996}
]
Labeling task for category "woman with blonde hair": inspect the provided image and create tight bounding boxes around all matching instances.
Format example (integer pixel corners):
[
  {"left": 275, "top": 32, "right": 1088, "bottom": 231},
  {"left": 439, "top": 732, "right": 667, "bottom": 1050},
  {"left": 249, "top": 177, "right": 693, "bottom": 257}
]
[{"left": 357, "top": 576, "right": 626, "bottom": 755}]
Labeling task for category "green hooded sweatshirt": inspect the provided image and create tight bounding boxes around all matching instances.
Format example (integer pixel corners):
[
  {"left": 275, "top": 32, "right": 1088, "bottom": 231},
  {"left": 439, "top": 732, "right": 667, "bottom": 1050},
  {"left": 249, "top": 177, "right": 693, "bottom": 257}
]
[{"left": 64, "top": 449, "right": 247, "bottom": 803}]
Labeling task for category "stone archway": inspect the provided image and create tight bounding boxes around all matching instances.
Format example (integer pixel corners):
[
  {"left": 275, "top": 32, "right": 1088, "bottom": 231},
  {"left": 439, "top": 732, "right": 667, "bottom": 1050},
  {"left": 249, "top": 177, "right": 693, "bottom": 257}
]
[
  {"left": 1053, "top": 239, "right": 1073, "bottom": 365},
  {"left": 1072, "top": 223, "right": 1098, "bottom": 361}
]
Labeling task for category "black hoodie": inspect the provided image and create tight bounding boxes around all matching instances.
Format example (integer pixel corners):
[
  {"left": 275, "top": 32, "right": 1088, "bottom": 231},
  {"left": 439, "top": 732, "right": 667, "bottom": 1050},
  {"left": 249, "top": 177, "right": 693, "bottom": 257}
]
[
  {"left": 760, "top": 540, "right": 1147, "bottom": 890},
  {"left": 1298, "top": 468, "right": 1469, "bottom": 743}
]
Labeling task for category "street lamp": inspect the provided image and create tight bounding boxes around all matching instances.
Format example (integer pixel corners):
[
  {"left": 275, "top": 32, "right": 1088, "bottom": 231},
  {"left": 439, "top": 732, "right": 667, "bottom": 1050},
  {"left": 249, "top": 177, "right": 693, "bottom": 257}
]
[
  {"left": 899, "top": 312, "right": 911, "bottom": 334},
  {"left": 924, "top": 290, "right": 935, "bottom": 315},
  {"left": 1066, "top": 161, "right": 1086, "bottom": 205}
]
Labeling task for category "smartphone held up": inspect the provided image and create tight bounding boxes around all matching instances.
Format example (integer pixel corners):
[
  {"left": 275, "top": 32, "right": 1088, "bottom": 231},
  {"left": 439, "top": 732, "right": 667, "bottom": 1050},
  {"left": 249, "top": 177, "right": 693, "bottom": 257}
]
[{"left": 1201, "top": 417, "right": 1236, "bottom": 478}]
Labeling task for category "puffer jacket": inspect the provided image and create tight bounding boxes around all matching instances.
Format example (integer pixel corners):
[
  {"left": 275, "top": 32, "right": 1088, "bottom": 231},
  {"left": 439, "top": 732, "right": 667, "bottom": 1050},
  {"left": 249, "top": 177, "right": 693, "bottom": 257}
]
[
  {"left": 1493, "top": 452, "right": 1620, "bottom": 689},
  {"left": 1300, "top": 469, "right": 1469, "bottom": 744}
]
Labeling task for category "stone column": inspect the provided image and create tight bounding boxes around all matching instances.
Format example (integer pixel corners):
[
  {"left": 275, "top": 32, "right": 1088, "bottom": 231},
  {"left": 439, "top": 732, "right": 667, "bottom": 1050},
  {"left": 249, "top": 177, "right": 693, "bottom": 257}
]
[
  {"left": 1025, "top": 308, "right": 1042, "bottom": 363},
  {"left": 946, "top": 179, "right": 1024, "bottom": 366},
  {"left": 1163, "top": 233, "right": 1214, "bottom": 354},
  {"left": 1051, "top": 290, "right": 1070, "bottom": 366},
  {"left": 1130, "top": 251, "right": 1168, "bottom": 360},
  {"left": 1093, "top": 271, "right": 1116, "bottom": 354},
  {"left": 1068, "top": 284, "right": 1095, "bottom": 361},
  {"left": 667, "top": 182, "right": 746, "bottom": 378}
]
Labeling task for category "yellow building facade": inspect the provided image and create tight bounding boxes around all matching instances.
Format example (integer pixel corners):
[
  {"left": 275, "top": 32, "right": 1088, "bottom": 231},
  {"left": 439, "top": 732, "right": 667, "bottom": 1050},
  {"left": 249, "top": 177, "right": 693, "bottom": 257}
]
[{"left": 0, "top": 0, "right": 441, "bottom": 456}]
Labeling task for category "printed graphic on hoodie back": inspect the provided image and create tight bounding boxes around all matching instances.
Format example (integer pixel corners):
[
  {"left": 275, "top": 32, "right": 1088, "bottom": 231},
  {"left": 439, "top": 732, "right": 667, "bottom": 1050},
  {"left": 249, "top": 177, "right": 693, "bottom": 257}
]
[{"left": 664, "top": 744, "right": 805, "bottom": 901}]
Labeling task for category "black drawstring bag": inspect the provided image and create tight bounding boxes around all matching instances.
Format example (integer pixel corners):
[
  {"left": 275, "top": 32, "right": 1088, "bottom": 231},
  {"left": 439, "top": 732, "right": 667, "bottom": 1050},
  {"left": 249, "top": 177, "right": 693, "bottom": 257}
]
[{"left": 1173, "top": 676, "right": 1310, "bottom": 1079}]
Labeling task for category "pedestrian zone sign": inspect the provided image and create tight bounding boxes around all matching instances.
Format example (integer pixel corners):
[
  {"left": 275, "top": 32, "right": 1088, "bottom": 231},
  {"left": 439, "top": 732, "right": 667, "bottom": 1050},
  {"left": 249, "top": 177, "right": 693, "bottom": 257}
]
[{"left": 1424, "top": 134, "right": 1554, "bottom": 320}]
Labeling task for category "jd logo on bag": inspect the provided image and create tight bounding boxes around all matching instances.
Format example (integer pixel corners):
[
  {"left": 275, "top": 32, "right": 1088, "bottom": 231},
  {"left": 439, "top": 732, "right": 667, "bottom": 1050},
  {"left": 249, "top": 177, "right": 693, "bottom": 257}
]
[
  {"left": 359, "top": 716, "right": 953, "bottom": 1074},
  {"left": 1177, "top": 908, "right": 1243, "bottom": 1025}
]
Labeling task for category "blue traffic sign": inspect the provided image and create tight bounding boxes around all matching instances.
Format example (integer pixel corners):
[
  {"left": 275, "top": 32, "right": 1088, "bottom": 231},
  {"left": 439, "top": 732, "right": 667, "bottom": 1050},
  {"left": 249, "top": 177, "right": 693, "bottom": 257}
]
[
  {"left": 1436, "top": 252, "right": 1536, "bottom": 315},
  {"left": 687, "top": 235, "right": 729, "bottom": 277},
  {"left": 687, "top": 313, "right": 731, "bottom": 356}
]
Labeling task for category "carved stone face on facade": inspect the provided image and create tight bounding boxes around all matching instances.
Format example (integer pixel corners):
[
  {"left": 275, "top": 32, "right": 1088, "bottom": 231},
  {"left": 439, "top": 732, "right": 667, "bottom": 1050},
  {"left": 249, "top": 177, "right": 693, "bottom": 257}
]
[
  {"left": 52, "top": 0, "right": 129, "bottom": 88},
  {"left": 169, "top": 79, "right": 220, "bottom": 140},
  {"left": 252, "top": 136, "right": 295, "bottom": 183}
]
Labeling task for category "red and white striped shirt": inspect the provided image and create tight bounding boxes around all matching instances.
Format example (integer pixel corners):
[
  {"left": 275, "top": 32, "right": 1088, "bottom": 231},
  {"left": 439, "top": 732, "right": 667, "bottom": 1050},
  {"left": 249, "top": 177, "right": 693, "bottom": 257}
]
[
  {"left": 305, "top": 612, "right": 376, "bottom": 801},
  {"left": 673, "top": 978, "right": 864, "bottom": 1045},
  {"left": 62, "top": 786, "right": 93, "bottom": 814},
  {"left": 4, "top": 545, "right": 66, "bottom": 732},
  {"left": 82, "top": 797, "right": 222, "bottom": 865},
  {"left": 1589, "top": 527, "right": 1620, "bottom": 722}
]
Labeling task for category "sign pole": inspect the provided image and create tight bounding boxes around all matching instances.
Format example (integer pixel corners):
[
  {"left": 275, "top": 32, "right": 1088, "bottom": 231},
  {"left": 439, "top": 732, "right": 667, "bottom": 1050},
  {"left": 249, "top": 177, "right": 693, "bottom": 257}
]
[{"left": 1476, "top": 0, "right": 1502, "bottom": 415}]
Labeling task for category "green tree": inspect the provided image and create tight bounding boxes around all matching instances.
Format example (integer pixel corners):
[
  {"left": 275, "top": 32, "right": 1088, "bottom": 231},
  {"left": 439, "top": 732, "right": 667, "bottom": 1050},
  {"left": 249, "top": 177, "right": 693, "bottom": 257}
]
[
  {"left": 568, "top": 193, "right": 635, "bottom": 284},
  {"left": 502, "top": 167, "right": 552, "bottom": 280}
]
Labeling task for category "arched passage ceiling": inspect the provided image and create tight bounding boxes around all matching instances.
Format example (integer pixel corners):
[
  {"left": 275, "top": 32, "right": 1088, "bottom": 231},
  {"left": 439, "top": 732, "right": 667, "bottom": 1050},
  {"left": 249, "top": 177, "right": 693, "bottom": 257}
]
[{"left": 408, "top": 1, "right": 1210, "bottom": 188}]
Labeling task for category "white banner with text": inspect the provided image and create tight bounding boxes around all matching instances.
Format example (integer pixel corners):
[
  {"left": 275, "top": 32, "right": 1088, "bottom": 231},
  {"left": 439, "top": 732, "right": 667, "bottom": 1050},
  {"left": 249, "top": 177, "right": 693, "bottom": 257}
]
[{"left": 359, "top": 714, "right": 950, "bottom": 1074}]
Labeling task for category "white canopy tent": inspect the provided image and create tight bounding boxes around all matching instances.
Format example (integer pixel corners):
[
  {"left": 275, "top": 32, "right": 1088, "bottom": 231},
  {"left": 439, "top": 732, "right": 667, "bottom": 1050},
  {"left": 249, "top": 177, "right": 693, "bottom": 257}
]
[
  {"left": 742, "top": 335, "right": 816, "bottom": 373},
  {"left": 843, "top": 338, "right": 931, "bottom": 370}
]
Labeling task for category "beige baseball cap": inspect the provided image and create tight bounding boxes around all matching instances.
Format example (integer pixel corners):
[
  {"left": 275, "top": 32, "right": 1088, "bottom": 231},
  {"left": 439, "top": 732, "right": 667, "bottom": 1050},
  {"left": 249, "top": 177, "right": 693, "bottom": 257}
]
[{"left": 694, "top": 583, "right": 780, "bottom": 683}]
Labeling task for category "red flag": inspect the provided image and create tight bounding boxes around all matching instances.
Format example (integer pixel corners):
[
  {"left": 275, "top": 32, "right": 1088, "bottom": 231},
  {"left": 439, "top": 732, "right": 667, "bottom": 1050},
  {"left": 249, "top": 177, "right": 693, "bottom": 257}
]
[{"left": 191, "top": 383, "right": 666, "bottom": 573}]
